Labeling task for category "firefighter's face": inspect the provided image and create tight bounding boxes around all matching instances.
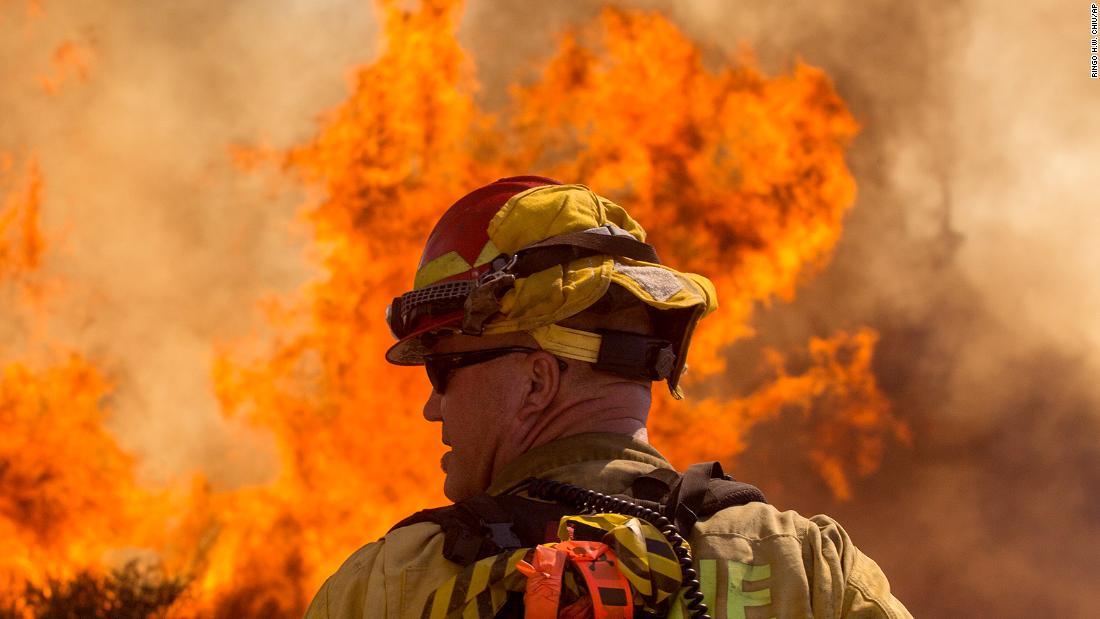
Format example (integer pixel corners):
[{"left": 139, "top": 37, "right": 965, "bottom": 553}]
[{"left": 422, "top": 332, "right": 562, "bottom": 502}]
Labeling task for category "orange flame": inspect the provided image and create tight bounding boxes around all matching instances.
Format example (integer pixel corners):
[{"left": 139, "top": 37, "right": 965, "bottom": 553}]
[
  {"left": 1, "top": 1, "right": 908, "bottom": 616},
  {"left": 213, "top": 2, "right": 907, "bottom": 611},
  {"left": 0, "top": 160, "right": 135, "bottom": 606},
  {"left": 37, "top": 39, "right": 93, "bottom": 95},
  {"left": 0, "top": 158, "right": 44, "bottom": 281}
]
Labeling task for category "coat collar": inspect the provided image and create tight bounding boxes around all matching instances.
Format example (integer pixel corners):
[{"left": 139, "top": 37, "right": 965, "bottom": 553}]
[{"left": 486, "top": 432, "right": 675, "bottom": 495}]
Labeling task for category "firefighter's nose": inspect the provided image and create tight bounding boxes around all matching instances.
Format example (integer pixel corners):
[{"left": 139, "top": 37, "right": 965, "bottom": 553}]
[{"left": 422, "top": 391, "right": 443, "bottom": 422}]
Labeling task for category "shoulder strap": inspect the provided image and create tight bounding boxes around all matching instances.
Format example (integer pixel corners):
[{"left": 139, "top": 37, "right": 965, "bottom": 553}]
[
  {"left": 668, "top": 462, "right": 767, "bottom": 534},
  {"left": 390, "top": 463, "right": 766, "bottom": 566},
  {"left": 388, "top": 502, "right": 492, "bottom": 566},
  {"left": 631, "top": 462, "right": 767, "bottom": 535},
  {"left": 388, "top": 494, "right": 573, "bottom": 566}
]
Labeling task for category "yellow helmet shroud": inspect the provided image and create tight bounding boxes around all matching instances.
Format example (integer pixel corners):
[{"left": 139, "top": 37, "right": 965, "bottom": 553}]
[{"left": 385, "top": 181, "right": 718, "bottom": 398}]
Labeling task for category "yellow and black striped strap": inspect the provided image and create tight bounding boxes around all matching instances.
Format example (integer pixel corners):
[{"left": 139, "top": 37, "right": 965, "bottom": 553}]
[
  {"left": 558, "top": 514, "right": 684, "bottom": 609},
  {"left": 420, "top": 548, "right": 530, "bottom": 619},
  {"left": 420, "top": 513, "right": 688, "bottom": 617}
]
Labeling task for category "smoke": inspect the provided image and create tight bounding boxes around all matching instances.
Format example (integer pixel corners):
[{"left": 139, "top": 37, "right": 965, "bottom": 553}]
[
  {"left": 592, "top": 0, "right": 1097, "bottom": 616},
  {"left": 0, "top": 1, "right": 378, "bottom": 485},
  {"left": 3, "top": 0, "right": 1096, "bottom": 615},
  {"left": 466, "top": 0, "right": 1099, "bottom": 615}
]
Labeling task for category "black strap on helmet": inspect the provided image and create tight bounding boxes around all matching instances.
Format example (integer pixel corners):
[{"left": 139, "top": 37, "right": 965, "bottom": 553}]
[
  {"left": 593, "top": 329, "right": 677, "bottom": 381},
  {"left": 505, "top": 227, "right": 660, "bottom": 278}
]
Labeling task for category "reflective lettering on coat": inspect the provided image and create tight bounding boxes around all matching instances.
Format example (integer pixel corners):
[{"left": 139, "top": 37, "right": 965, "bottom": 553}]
[{"left": 698, "top": 560, "right": 772, "bottom": 619}]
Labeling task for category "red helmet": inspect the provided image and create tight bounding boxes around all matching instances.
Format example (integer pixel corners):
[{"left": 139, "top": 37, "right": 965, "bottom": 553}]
[
  {"left": 385, "top": 176, "right": 718, "bottom": 398},
  {"left": 385, "top": 176, "right": 562, "bottom": 355}
]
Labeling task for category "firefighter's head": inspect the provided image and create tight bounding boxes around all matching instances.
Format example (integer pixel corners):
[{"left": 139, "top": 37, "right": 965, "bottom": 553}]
[{"left": 385, "top": 177, "right": 717, "bottom": 500}]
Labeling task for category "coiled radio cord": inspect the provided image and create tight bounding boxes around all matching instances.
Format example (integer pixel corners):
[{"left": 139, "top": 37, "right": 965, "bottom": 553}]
[{"left": 514, "top": 477, "right": 710, "bottom": 619}]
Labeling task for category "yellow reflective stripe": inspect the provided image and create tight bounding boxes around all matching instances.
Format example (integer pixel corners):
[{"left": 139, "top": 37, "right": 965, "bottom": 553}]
[
  {"left": 642, "top": 559, "right": 773, "bottom": 619},
  {"left": 556, "top": 513, "right": 683, "bottom": 610},
  {"left": 528, "top": 324, "right": 602, "bottom": 363},
  {"left": 488, "top": 586, "right": 506, "bottom": 615},
  {"left": 699, "top": 559, "right": 718, "bottom": 614},
  {"left": 427, "top": 576, "right": 455, "bottom": 619},
  {"left": 557, "top": 513, "right": 629, "bottom": 536},
  {"left": 724, "top": 561, "right": 771, "bottom": 619},
  {"left": 414, "top": 250, "right": 472, "bottom": 289},
  {"left": 423, "top": 549, "right": 531, "bottom": 619},
  {"left": 666, "top": 589, "right": 688, "bottom": 619},
  {"left": 504, "top": 548, "right": 530, "bottom": 587},
  {"left": 606, "top": 524, "right": 653, "bottom": 597},
  {"left": 649, "top": 554, "right": 682, "bottom": 580},
  {"left": 472, "top": 239, "right": 501, "bottom": 267},
  {"left": 466, "top": 558, "right": 492, "bottom": 605}
]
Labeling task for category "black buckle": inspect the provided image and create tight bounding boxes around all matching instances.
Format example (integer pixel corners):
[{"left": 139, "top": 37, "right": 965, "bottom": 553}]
[
  {"left": 484, "top": 522, "right": 523, "bottom": 549},
  {"left": 461, "top": 255, "right": 518, "bottom": 335},
  {"left": 593, "top": 330, "right": 677, "bottom": 381}
]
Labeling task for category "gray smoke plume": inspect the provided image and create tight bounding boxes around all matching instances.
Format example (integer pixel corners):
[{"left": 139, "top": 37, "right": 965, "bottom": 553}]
[
  {"left": 464, "top": 0, "right": 1100, "bottom": 615},
  {"left": 0, "top": 1, "right": 379, "bottom": 486},
  {"left": 2, "top": 1, "right": 1096, "bottom": 615}
]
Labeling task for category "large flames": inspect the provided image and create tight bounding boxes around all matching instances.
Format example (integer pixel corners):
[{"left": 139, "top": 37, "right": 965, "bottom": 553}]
[
  {"left": 0, "top": 159, "right": 150, "bottom": 610},
  {"left": 1, "top": 1, "right": 908, "bottom": 616}
]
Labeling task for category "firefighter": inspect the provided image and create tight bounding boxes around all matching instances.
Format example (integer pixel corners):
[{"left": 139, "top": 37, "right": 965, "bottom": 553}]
[{"left": 305, "top": 177, "right": 911, "bottom": 618}]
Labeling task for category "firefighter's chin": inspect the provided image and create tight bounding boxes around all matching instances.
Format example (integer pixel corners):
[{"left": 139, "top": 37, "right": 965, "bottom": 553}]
[
  {"left": 441, "top": 451, "right": 460, "bottom": 501},
  {"left": 441, "top": 451, "right": 481, "bottom": 502}
]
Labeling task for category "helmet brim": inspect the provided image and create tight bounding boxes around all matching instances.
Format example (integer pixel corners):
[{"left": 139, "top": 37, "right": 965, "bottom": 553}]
[{"left": 384, "top": 309, "right": 464, "bottom": 366}]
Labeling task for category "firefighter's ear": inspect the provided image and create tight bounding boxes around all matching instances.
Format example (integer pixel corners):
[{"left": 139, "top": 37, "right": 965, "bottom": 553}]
[{"left": 517, "top": 350, "right": 561, "bottom": 417}]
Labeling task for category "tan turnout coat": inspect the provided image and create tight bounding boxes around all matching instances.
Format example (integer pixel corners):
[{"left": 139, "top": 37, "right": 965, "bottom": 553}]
[{"left": 305, "top": 433, "right": 912, "bottom": 618}]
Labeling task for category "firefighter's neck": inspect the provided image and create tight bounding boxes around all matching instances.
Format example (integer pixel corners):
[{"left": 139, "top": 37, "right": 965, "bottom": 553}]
[
  {"left": 498, "top": 371, "right": 651, "bottom": 477},
  {"left": 557, "top": 381, "right": 649, "bottom": 436}
]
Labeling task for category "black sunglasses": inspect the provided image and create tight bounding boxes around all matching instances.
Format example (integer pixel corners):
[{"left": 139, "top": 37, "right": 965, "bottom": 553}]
[{"left": 422, "top": 346, "right": 567, "bottom": 394}]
